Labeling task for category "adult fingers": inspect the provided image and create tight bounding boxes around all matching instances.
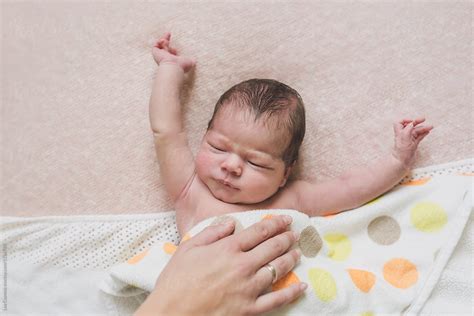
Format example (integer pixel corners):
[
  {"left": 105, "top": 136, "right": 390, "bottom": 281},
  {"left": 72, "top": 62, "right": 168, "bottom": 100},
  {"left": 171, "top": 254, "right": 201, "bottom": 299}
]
[
  {"left": 251, "top": 282, "right": 307, "bottom": 315},
  {"left": 247, "top": 230, "right": 298, "bottom": 269},
  {"left": 253, "top": 248, "right": 301, "bottom": 293},
  {"left": 233, "top": 215, "right": 292, "bottom": 252},
  {"left": 182, "top": 221, "right": 235, "bottom": 249}
]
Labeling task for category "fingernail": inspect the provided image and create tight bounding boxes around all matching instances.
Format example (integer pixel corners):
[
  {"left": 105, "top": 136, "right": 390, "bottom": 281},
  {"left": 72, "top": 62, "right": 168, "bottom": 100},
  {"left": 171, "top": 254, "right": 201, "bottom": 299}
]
[
  {"left": 293, "top": 231, "right": 300, "bottom": 241},
  {"left": 300, "top": 283, "right": 308, "bottom": 291},
  {"left": 283, "top": 215, "right": 292, "bottom": 225}
]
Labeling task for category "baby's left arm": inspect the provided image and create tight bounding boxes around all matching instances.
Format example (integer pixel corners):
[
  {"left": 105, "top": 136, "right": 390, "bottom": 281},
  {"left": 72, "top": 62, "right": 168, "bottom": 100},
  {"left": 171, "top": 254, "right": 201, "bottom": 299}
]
[{"left": 291, "top": 118, "right": 433, "bottom": 216}]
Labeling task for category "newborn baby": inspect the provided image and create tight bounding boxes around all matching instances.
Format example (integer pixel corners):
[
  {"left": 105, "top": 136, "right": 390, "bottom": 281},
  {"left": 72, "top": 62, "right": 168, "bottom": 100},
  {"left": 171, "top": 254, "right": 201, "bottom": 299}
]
[{"left": 150, "top": 32, "right": 433, "bottom": 236}]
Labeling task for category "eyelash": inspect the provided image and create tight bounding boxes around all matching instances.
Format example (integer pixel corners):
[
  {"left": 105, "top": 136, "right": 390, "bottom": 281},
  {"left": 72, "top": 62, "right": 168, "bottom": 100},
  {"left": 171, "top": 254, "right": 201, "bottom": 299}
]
[
  {"left": 248, "top": 161, "right": 264, "bottom": 168},
  {"left": 209, "top": 143, "right": 268, "bottom": 169},
  {"left": 210, "top": 144, "right": 225, "bottom": 152}
]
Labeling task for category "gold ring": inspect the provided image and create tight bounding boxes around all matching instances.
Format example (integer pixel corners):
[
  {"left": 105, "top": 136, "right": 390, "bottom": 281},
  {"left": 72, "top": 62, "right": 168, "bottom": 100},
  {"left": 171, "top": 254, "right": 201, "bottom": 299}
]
[{"left": 264, "top": 264, "right": 277, "bottom": 284}]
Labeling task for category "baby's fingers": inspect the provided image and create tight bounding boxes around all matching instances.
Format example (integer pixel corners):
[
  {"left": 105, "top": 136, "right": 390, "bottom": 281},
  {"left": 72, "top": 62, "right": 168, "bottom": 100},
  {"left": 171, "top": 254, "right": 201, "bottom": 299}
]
[
  {"left": 413, "top": 125, "right": 433, "bottom": 136},
  {"left": 414, "top": 131, "right": 430, "bottom": 145},
  {"left": 412, "top": 117, "right": 426, "bottom": 126},
  {"left": 402, "top": 121, "right": 415, "bottom": 136},
  {"left": 393, "top": 122, "right": 404, "bottom": 134}
]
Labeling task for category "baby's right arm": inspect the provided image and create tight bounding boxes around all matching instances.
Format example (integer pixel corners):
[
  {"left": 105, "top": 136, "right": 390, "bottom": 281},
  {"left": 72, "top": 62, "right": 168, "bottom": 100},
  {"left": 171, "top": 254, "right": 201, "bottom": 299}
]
[{"left": 149, "top": 33, "right": 196, "bottom": 202}]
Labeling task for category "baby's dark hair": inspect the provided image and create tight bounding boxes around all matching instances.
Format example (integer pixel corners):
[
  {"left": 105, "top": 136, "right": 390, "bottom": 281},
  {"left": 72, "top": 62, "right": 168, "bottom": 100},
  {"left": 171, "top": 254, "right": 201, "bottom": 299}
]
[{"left": 207, "top": 78, "right": 306, "bottom": 167}]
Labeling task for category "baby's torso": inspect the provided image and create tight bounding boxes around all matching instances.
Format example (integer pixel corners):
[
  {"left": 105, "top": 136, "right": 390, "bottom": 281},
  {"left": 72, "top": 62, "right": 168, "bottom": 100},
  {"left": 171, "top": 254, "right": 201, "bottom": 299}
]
[{"left": 175, "top": 173, "right": 298, "bottom": 235}]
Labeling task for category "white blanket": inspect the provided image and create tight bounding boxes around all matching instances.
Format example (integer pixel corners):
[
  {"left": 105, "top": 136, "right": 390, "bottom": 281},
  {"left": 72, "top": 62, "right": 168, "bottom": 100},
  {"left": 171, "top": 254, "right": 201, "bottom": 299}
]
[
  {"left": 100, "top": 174, "right": 472, "bottom": 315},
  {"left": 1, "top": 159, "right": 472, "bottom": 315}
]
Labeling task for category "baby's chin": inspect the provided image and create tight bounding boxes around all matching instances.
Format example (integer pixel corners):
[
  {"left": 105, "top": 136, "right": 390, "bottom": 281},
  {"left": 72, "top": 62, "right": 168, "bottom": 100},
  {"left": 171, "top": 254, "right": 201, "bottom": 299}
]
[{"left": 210, "top": 187, "right": 267, "bottom": 205}]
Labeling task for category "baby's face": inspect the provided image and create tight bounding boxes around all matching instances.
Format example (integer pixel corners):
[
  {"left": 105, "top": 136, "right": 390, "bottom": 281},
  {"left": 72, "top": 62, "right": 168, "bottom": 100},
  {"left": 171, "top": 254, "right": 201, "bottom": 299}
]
[{"left": 195, "top": 107, "right": 290, "bottom": 204}]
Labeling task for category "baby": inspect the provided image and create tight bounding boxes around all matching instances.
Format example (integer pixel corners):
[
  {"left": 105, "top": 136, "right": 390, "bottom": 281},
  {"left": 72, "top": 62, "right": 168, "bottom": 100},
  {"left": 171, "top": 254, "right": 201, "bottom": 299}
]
[{"left": 150, "top": 32, "right": 433, "bottom": 236}]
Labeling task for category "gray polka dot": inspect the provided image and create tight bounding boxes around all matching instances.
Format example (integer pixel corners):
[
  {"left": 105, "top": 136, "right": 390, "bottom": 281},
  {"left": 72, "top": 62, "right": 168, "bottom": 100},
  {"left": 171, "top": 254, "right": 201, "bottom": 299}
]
[
  {"left": 211, "top": 215, "right": 243, "bottom": 234},
  {"left": 298, "top": 226, "right": 322, "bottom": 258},
  {"left": 368, "top": 216, "right": 401, "bottom": 245}
]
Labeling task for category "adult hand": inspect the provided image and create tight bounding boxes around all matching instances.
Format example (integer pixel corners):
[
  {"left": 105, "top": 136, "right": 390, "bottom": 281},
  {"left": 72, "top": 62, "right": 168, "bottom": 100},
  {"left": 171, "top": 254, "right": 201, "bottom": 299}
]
[{"left": 134, "top": 215, "right": 306, "bottom": 316}]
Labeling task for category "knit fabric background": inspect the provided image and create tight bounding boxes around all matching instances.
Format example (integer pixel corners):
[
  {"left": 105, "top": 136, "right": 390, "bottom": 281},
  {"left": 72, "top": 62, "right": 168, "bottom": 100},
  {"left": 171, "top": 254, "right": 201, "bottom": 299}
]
[{"left": 2, "top": 1, "right": 472, "bottom": 216}]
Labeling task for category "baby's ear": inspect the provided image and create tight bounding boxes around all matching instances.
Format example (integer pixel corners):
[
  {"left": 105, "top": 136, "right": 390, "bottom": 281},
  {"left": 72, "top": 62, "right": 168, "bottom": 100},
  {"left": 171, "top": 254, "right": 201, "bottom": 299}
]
[{"left": 279, "top": 162, "right": 295, "bottom": 187}]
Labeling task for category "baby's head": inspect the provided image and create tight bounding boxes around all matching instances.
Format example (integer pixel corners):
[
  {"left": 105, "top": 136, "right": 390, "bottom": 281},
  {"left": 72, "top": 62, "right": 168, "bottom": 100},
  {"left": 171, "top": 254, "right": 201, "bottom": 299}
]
[{"left": 195, "top": 79, "right": 306, "bottom": 204}]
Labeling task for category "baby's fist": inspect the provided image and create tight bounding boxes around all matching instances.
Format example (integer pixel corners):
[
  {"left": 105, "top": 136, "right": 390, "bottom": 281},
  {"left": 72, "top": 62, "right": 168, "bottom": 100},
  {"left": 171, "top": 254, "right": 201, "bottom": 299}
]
[
  {"left": 152, "top": 32, "right": 196, "bottom": 73},
  {"left": 392, "top": 118, "right": 433, "bottom": 169}
]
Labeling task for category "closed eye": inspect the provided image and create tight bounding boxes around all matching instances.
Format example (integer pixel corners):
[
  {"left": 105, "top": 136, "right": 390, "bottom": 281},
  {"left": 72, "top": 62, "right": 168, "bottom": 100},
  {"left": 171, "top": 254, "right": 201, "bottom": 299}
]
[
  {"left": 209, "top": 143, "right": 225, "bottom": 152},
  {"left": 248, "top": 161, "right": 267, "bottom": 169}
]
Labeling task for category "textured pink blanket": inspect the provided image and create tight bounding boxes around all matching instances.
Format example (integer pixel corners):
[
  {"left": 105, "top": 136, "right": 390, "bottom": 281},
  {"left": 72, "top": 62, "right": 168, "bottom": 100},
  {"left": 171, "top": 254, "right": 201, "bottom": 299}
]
[{"left": 2, "top": 1, "right": 472, "bottom": 216}]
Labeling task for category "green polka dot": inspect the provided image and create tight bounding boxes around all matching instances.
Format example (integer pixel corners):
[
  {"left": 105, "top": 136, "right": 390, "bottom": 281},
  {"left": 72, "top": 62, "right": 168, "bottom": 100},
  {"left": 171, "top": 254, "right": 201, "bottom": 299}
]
[
  {"left": 324, "top": 233, "right": 351, "bottom": 261},
  {"left": 410, "top": 202, "right": 447, "bottom": 232},
  {"left": 308, "top": 268, "right": 337, "bottom": 302}
]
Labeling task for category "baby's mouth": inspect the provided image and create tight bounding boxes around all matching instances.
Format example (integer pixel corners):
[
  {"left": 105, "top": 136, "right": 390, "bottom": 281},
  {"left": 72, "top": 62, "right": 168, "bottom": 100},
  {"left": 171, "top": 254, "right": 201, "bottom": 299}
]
[{"left": 217, "top": 179, "right": 239, "bottom": 190}]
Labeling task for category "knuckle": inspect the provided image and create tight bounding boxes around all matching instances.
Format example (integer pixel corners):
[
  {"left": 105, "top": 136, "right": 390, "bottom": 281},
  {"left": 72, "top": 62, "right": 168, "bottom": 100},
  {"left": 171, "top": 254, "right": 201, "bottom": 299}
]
[
  {"left": 257, "top": 225, "right": 271, "bottom": 240},
  {"left": 275, "top": 238, "right": 287, "bottom": 253},
  {"left": 275, "top": 291, "right": 289, "bottom": 307},
  {"left": 235, "top": 258, "right": 252, "bottom": 276},
  {"left": 243, "top": 306, "right": 256, "bottom": 316},
  {"left": 280, "top": 255, "right": 293, "bottom": 272}
]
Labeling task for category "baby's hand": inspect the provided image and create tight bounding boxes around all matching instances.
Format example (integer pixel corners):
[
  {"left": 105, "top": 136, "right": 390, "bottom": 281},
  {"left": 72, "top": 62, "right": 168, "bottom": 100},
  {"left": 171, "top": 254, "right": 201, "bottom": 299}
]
[
  {"left": 152, "top": 32, "right": 196, "bottom": 73},
  {"left": 392, "top": 118, "right": 434, "bottom": 169}
]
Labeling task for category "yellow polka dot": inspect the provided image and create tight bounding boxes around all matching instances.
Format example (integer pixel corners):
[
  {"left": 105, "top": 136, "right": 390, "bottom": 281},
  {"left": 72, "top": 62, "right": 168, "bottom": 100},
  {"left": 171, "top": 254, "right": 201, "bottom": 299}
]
[
  {"left": 308, "top": 268, "right": 337, "bottom": 302},
  {"left": 402, "top": 177, "right": 431, "bottom": 186},
  {"left": 383, "top": 258, "right": 418, "bottom": 289},
  {"left": 163, "top": 242, "right": 177, "bottom": 255},
  {"left": 272, "top": 271, "right": 300, "bottom": 291},
  {"left": 347, "top": 269, "right": 376, "bottom": 293},
  {"left": 365, "top": 196, "right": 381, "bottom": 205},
  {"left": 361, "top": 312, "right": 374, "bottom": 316},
  {"left": 411, "top": 202, "right": 447, "bottom": 232},
  {"left": 324, "top": 233, "right": 351, "bottom": 261},
  {"left": 127, "top": 248, "right": 149, "bottom": 264}
]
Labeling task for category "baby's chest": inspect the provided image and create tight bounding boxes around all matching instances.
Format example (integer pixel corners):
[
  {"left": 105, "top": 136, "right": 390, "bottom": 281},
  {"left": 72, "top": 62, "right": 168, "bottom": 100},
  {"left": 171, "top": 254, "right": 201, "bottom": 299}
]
[{"left": 191, "top": 197, "right": 251, "bottom": 227}]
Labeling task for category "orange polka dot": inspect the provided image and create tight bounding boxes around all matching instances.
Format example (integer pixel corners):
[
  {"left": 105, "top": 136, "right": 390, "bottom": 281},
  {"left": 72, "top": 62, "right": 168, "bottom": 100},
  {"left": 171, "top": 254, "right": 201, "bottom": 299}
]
[
  {"left": 262, "top": 214, "right": 274, "bottom": 220},
  {"left": 347, "top": 269, "right": 376, "bottom": 293},
  {"left": 163, "top": 242, "right": 177, "bottom": 255},
  {"left": 321, "top": 210, "right": 337, "bottom": 217},
  {"left": 402, "top": 177, "right": 431, "bottom": 186},
  {"left": 127, "top": 248, "right": 149, "bottom": 264},
  {"left": 179, "top": 233, "right": 191, "bottom": 244},
  {"left": 383, "top": 258, "right": 418, "bottom": 289},
  {"left": 272, "top": 271, "right": 300, "bottom": 291},
  {"left": 460, "top": 172, "right": 474, "bottom": 176}
]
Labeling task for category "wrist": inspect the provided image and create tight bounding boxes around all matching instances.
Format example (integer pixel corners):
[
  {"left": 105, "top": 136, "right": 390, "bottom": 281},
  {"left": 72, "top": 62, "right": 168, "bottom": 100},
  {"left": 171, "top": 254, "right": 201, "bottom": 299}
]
[
  {"left": 389, "top": 151, "right": 410, "bottom": 173},
  {"left": 134, "top": 291, "right": 169, "bottom": 316},
  {"left": 155, "top": 63, "right": 185, "bottom": 85},
  {"left": 158, "top": 61, "right": 185, "bottom": 73}
]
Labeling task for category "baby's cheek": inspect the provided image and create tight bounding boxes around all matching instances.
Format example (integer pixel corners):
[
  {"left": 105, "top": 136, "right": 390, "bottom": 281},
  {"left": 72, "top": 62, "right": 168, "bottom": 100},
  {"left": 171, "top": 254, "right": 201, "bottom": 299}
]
[{"left": 195, "top": 151, "right": 213, "bottom": 177}]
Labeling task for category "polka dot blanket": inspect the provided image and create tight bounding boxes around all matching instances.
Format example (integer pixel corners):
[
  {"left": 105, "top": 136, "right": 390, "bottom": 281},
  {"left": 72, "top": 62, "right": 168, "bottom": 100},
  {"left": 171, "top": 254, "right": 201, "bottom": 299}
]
[{"left": 100, "top": 172, "right": 472, "bottom": 315}]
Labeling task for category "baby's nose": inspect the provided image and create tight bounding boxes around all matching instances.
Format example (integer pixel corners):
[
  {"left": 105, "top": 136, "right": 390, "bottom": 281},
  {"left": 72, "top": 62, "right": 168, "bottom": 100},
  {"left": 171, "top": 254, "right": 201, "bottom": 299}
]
[{"left": 221, "top": 154, "right": 242, "bottom": 176}]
